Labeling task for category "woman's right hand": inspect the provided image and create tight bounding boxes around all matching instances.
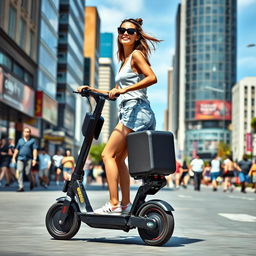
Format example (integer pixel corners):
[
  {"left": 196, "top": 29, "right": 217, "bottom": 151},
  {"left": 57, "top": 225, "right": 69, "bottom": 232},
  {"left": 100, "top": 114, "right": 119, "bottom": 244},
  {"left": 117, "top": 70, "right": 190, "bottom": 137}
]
[{"left": 77, "top": 85, "right": 91, "bottom": 93}]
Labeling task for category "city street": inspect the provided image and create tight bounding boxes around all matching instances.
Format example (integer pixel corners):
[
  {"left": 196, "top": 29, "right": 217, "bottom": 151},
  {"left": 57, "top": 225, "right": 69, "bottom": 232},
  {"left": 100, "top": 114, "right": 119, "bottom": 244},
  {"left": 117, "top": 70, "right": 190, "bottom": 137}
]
[{"left": 0, "top": 183, "right": 255, "bottom": 256}]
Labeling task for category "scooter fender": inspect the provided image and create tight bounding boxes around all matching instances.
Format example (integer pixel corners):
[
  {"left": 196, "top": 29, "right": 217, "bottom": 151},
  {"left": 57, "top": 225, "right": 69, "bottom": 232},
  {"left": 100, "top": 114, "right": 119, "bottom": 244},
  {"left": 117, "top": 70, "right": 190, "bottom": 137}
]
[
  {"left": 56, "top": 196, "right": 80, "bottom": 212},
  {"left": 140, "top": 199, "right": 174, "bottom": 213}
]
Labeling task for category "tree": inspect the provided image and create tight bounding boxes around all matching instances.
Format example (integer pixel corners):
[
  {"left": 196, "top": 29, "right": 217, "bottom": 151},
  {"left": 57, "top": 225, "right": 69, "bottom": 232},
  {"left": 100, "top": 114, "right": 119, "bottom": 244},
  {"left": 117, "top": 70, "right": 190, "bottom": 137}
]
[
  {"left": 217, "top": 141, "right": 231, "bottom": 160},
  {"left": 89, "top": 143, "right": 106, "bottom": 164},
  {"left": 251, "top": 117, "right": 256, "bottom": 133}
]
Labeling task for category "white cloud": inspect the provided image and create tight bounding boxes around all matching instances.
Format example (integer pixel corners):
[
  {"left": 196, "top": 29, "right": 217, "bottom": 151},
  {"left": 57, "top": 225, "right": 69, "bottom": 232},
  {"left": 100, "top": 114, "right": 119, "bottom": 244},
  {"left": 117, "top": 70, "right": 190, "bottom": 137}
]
[
  {"left": 105, "top": 0, "right": 145, "bottom": 14},
  {"left": 238, "top": 56, "right": 256, "bottom": 67},
  {"left": 237, "top": 0, "right": 256, "bottom": 8}
]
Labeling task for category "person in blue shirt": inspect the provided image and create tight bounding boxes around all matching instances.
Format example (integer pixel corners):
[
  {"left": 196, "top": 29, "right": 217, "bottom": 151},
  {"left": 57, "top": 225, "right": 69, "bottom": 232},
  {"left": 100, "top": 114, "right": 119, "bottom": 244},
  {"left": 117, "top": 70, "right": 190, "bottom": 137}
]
[{"left": 12, "top": 127, "right": 38, "bottom": 192}]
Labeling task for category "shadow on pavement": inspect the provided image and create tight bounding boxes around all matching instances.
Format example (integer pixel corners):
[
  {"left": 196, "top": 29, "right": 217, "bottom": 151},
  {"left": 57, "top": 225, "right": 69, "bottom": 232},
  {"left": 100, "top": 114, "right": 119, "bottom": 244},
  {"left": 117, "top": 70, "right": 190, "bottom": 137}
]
[{"left": 70, "top": 235, "right": 204, "bottom": 247}]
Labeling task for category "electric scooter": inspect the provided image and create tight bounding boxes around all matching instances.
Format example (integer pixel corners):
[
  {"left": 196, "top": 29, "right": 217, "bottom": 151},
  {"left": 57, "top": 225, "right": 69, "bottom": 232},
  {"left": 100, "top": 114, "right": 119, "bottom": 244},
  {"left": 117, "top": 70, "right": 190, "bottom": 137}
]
[{"left": 45, "top": 89, "right": 176, "bottom": 246}]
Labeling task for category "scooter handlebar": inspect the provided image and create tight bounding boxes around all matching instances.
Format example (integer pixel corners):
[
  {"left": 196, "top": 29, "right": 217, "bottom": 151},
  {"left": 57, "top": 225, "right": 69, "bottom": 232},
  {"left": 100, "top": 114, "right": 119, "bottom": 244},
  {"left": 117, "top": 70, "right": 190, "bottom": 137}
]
[{"left": 73, "top": 88, "right": 119, "bottom": 101}]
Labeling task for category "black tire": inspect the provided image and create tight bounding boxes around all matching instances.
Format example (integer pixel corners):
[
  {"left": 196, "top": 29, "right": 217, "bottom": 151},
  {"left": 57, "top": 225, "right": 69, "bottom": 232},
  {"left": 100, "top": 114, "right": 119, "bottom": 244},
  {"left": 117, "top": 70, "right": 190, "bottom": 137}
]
[
  {"left": 45, "top": 202, "right": 81, "bottom": 240},
  {"left": 137, "top": 203, "right": 174, "bottom": 246}
]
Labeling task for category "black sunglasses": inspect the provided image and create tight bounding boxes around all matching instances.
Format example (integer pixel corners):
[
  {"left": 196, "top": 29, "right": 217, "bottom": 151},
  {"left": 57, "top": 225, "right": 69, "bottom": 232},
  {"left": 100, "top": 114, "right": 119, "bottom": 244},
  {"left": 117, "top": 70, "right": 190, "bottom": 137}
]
[{"left": 117, "top": 27, "right": 137, "bottom": 35}]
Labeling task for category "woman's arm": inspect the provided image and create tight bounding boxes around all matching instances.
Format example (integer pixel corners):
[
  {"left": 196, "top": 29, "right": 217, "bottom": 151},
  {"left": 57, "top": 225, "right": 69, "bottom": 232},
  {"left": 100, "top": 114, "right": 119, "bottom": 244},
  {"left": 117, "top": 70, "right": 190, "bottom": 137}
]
[
  {"left": 108, "top": 51, "right": 157, "bottom": 99},
  {"left": 77, "top": 85, "right": 109, "bottom": 94}
]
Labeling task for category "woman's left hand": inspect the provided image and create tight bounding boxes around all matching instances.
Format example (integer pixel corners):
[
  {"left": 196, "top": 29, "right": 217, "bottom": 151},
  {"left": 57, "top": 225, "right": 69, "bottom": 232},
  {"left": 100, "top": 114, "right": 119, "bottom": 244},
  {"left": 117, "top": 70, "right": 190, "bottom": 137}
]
[{"left": 108, "top": 88, "right": 126, "bottom": 99}]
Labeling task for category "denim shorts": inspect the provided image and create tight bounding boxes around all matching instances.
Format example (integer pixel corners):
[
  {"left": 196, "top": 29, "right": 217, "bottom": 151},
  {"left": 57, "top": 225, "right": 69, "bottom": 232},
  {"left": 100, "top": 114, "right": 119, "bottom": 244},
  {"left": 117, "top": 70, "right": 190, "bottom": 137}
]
[
  {"left": 239, "top": 172, "right": 249, "bottom": 183},
  {"left": 211, "top": 172, "right": 219, "bottom": 181},
  {"left": 119, "top": 99, "right": 156, "bottom": 131},
  {"left": 63, "top": 167, "right": 73, "bottom": 174}
]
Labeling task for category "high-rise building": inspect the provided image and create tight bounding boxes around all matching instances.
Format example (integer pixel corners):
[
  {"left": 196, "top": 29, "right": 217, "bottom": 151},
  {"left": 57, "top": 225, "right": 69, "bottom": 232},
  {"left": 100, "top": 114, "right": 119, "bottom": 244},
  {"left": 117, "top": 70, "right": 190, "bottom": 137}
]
[
  {"left": 164, "top": 67, "right": 173, "bottom": 132},
  {"left": 232, "top": 77, "right": 256, "bottom": 160},
  {"left": 173, "top": 0, "right": 237, "bottom": 159},
  {"left": 57, "top": 0, "right": 86, "bottom": 153},
  {"left": 36, "top": 0, "right": 59, "bottom": 154},
  {"left": 98, "top": 33, "right": 117, "bottom": 143},
  {"left": 84, "top": 6, "right": 100, "bottom": 89},
  {"left": 0, "top": 0, "right": 40, "bottom": 141}
]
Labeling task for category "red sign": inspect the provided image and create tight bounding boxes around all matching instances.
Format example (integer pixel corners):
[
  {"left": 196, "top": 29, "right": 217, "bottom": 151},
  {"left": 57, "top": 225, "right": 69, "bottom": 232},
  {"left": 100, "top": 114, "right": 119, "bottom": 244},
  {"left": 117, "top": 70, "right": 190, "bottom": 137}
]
[
  {"left": 35, "top": 91, "right": 57, "bottom": 125},
  {"left": 246, "top": 133, "right": 252, "bottom": 152},
  {"left": 195, "top": 100, "right": 231, "bottom": 120},
  {"left": 35, "top": 91, "right": 43, "bottom": 117}
]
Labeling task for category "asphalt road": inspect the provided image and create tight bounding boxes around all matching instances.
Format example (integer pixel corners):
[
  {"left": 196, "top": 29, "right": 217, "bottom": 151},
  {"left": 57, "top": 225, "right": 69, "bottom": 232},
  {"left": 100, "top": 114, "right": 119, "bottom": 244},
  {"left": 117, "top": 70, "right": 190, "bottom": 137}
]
[{"left": 0, "top": 182, "right": 255, "bottom": 256}]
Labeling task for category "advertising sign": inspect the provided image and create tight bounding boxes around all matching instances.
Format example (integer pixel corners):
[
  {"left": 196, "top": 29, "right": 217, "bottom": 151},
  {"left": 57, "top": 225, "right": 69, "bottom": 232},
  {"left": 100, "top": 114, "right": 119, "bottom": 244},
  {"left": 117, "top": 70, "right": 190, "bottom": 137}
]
[
  {"left": 35, "top": 91, "right": 57, "bottom": 126},
  {"left": 0, "top": 67, "right": 35, "bottom": 117},
  {"left": 195, "top": 100, "right": 231, "bottom": 120},
  {"left": 246, "top": 133, "right": 252, "bottom": 152}
]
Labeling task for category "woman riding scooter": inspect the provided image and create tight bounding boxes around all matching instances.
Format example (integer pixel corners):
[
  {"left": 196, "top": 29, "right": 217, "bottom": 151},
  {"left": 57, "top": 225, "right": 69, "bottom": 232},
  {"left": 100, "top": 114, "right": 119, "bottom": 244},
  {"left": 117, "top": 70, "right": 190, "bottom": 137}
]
[{"left": 77, "top": 18, "right": 161, "bottom": 214}]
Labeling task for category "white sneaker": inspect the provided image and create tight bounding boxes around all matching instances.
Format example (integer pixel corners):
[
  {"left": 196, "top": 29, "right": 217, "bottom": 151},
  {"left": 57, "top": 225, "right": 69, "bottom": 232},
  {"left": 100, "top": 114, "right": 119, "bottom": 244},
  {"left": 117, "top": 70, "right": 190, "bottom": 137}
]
[
  {"left": 94, "top": 202, "right": 122, "bottom": 214},
  {"left": 121, "top": 203, "right": 132, "bottom": 214}
]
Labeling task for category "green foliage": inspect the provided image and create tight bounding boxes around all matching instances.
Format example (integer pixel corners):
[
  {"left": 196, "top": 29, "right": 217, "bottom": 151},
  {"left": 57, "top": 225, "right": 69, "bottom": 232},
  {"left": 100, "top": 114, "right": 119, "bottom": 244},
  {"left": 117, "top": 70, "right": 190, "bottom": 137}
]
[
  {"left": 251, "top": 117, "right": 256, "bottom": 133},
  {"left": 89, "top": 143, "right": 106, "bottom": 164},
  {"left": 217, "top": 141, "right": 231, "bottom": 160}
]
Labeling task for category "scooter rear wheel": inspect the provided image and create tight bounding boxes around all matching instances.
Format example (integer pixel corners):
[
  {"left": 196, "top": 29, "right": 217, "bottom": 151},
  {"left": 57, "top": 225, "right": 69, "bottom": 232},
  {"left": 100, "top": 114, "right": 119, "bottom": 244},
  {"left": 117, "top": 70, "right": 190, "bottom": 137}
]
[
  {"left": 137, "top": 203, "right": 174, "bottom": 246},
  {"left": 45, "top": 202, "right": 81, "bottom": 240}
]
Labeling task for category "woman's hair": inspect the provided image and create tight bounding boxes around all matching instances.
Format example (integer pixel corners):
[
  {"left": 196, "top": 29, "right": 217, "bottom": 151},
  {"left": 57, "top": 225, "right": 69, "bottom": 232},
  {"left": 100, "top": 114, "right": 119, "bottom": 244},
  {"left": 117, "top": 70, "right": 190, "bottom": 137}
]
[{"left": 117, "top": 18, "right": 161, "bottom": 64}]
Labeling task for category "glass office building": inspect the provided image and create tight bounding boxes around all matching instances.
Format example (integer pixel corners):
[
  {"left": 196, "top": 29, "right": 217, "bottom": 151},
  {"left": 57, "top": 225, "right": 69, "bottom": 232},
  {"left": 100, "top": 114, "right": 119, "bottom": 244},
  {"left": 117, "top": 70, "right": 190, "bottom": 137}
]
[
  {"left": 57, "top": 0, "right": 85, "bottom": 152},
  {"left": 174, "top": 0, "right": 237, "bottom": 159}
]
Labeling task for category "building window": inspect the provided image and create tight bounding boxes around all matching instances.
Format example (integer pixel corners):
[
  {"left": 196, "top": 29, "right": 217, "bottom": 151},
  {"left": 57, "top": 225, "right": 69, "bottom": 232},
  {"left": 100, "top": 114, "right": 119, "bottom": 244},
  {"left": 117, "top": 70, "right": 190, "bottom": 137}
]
[
  {"left": 8, "top": 6, "right": 16, "bottom": 39},
  {"left": 29, "top": 31, "right": 34, "bottom": 58},
  {"left": 0, "top": 51, "right": 12, "bottom": 70},
  {"left": 13, "top": 62, "right": 24, "bottom": 80},
  {"left": 19, "top": 18, "right": 26, "bottom": 49}
]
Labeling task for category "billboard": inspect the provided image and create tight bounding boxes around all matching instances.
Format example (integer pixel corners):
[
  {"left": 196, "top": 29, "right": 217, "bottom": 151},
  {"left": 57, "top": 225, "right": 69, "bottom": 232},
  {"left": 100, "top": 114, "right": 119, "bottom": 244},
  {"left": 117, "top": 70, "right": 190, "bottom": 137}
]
[
  {"left": 0, "top": 67, "right": 35, "bottom": 117},
  {"left": 195, "top": 100, "right": 231, "bottom": 120}
]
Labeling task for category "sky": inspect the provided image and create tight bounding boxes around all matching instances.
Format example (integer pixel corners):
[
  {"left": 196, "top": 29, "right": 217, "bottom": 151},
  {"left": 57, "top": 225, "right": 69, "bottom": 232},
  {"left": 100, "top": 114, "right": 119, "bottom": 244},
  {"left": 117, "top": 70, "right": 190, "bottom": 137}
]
[{"left": 86, "top": 0, "right": 256, "bottom": 130}]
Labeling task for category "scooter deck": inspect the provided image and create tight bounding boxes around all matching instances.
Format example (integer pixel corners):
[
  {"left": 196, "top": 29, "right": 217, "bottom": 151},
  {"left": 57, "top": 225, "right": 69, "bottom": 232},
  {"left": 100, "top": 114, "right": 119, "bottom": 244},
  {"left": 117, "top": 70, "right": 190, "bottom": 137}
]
[{"left": 78, "top": 212, "right": 131, "bottom": 231}]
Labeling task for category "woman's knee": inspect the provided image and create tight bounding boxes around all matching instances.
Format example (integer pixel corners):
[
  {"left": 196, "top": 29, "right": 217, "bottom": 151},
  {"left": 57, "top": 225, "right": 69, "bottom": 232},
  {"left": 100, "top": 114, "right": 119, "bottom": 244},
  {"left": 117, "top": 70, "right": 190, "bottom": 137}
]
[{"left": 101, "top": 150, "right": 114, "bottom": 163}]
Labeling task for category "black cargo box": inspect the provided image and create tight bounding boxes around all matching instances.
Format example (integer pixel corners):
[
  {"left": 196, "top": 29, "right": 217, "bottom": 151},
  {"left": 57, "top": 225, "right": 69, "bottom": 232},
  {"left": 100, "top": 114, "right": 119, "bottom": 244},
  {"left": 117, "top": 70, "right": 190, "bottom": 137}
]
[{"left": 127, "top": 131, "right": 176, "bottom": 179}]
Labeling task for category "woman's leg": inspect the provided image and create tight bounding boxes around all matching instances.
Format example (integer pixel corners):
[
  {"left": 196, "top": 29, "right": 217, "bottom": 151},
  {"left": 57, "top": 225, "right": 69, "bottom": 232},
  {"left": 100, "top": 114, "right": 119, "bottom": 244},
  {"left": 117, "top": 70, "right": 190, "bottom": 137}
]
[
  {"left": 116, "top": 149, "right": 130, "bottom": 206},
  {"left": 101, "top": 123, "right": 133, "bottom": 206}
]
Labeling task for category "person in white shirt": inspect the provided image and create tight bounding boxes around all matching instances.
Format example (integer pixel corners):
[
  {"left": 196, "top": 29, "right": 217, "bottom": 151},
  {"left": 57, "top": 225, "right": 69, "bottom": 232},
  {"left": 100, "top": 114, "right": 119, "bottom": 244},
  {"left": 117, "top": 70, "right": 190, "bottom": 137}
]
[
  {"left": 210, "top": 154, "right": 221, "bottom": 191},
  {"left": 190, "top": 154, "right": 204, "bottom": 191},
  {"left": 38, "top": 148, "right": 51, "bottom": 188},
  {"left": 52, "top": 150, "right": 64, "bottom": 186}
]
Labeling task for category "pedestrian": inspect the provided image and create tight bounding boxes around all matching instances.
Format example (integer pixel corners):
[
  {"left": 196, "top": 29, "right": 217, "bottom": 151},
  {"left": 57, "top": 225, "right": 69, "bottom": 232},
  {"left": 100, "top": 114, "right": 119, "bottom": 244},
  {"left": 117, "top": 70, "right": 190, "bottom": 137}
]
[
  {"left": 52, "top": 150, "right": 64, "bottom": 186},
  {"left": 62, "top": 149, "right": 75, "bottom": 181},
  {"left": 38, "top": 148, "right": 51, "bottom": 188},
  {"left": 77, "top": 17, "right": 160, "bottom": 214},
  {"left": 222, "top": 155, "right": 239, "bottom": 192},
  {"left": 0, "top": 137, "right": 14, "bottom": 186},
  {"left": 190, "top": 154, "right": 204, "bottom": 191},
  {"left": 7, "top": 138, "right": 16, "bottom": 183},
  {"left": 210, "top": 154, "right": 221, "bottom": 191},
  {"left": 237, "top": 154, "right": 252, "bottom": 193},
  {"left": 83, "top": 156, "right": 93, "bottom": 186},
  {"left": 12, "top": 127, "right": 38, "bottom": 192},
  {"left": 248, "top": 159, "right": 256, "bottom": 193},
  {"left": 174, "top": 160, "right": 182, "bottom": 189},
  {"left": 202, "top": 162, "right": 211, "bottom": 186},
  {"left": 179, "top": 160, "right": 190, "bottom": 188}
]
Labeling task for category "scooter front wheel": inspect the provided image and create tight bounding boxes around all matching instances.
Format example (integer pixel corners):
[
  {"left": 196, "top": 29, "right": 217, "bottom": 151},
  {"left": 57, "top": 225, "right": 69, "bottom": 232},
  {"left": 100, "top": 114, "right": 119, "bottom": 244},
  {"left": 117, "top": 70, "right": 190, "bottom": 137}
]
[
  {"left": 45, "top": 202, "right": 81, "bottom": 240},
  {"left": 137, "top": 202, "right": 174, "bottom": 246}
]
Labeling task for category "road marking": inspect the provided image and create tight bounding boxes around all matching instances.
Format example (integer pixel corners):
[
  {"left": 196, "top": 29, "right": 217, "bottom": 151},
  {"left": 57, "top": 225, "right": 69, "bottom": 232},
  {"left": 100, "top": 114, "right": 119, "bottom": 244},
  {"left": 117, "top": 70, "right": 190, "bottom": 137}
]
[
  {"left": 178, "top": 195, "right": 192, "bottom": 198},
  {"left": 218, "top": 213, "right": 256, "bottom": 222},
  {"left": 228, "top": 195, "right": 255, "bottom": 201}
]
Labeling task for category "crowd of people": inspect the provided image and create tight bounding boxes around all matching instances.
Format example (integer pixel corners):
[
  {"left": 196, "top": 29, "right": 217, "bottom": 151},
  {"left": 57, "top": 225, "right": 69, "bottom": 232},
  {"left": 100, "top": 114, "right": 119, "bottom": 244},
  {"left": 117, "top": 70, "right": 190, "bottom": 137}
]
[
  {"left": 166, "top": 154, "right": 256, "bottom": 193},
  {"left": 0, "top": 127, "right": 107, "bottom": 192},
  {"left": 1, "top": 128, "right": 256, "bottom": 193}
]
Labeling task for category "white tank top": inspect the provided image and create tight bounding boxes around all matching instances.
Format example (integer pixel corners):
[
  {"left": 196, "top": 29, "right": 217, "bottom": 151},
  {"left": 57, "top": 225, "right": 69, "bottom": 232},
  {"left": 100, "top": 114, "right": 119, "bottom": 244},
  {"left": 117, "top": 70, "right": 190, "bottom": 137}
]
[{"left": 115, "top": 50, "right": 149, "bottom": 104}]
